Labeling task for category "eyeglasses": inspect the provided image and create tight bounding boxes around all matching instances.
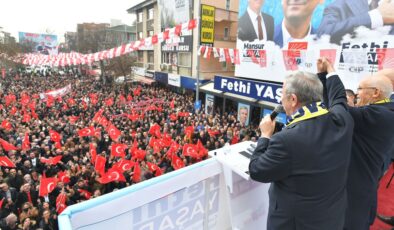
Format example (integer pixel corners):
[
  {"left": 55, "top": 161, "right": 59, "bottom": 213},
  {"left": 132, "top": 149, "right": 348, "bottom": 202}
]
[{"left": 357, "top": 87, "right": 376, "bottom": 92}]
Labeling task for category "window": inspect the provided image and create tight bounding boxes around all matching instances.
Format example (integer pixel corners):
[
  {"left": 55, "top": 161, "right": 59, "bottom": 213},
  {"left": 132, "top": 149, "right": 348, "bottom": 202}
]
[
  {"left": 221, "top": 61, "right": 227, "bottom": 70},
  {"left": 224, "top": 27, "right": 229, "bottom": 40},
  {"left": 138, "top": 51, "right": 144, "bottom": 62},
  {"left": 178, "top": 52, "right": 191, "bottom": 67},
  {"left": 226, "top": 0, "right": 231, "bottom": 10},
  {"left": 147, "top": 51, "right": 154, "bottom": 63},
  {"left": 148, "top": 30, "right": 154, "bottom": 37},
  {"left": 138, "top": 32, "right": 143, "bottom": 40},
  {"left": 138, "top": 11, "right": 143, "bottom": 22},
  {"left": 148, "top": 8, "right": 154, "bottom": 20},
  {"left": 162, "top": 52, "right": 170, "bottom": 64}
]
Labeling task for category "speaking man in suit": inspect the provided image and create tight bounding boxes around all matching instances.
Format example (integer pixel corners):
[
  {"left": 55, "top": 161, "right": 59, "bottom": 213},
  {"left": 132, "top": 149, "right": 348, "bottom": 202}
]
[
  {"left": 249, "top": 58, "right": 354, "bottom": 230},
  {"left": 317, "top": 0, "right": 394, "bottom": 44},
  {"left": 274, "top": 0, "right": 324, "bottom": 48},
  {"left": 238, "top": 0, "right": 274, "bottom": 42},
  {"left": 319, "top": 65, "right": 394, "bottom": 229}
]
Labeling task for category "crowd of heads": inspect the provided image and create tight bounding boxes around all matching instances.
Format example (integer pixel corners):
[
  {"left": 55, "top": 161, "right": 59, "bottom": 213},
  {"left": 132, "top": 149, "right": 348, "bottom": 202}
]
[{"left": 0, "top": 73, "right": 260, "bottom": 229}]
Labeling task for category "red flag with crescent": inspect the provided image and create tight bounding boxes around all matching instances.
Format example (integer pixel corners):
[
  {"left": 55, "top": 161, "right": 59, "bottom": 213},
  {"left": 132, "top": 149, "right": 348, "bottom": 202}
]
[
  {"left": 99, "top": 167, "right": 126, "bottom": 184},
  {"left": 0, "top": 156, "right": 16, "bottom": 168},
  {"left": 39, "top": 177, "right": 57, "bottom": 197},
  {"left": 22, "top": 132, "right": 30, "bottom": 150},
  {"left": 89, "top": 143, "right": 97, "bottom": 164},
  {"left": 40, "top": 155, "right": 63, "bottom": 165},
  {"left": 111, "top": 143, "right": 128, "bottom": 158},
  {"left": 1, "top": 120, "right": 12, "bottom": 131},
  {"left": 132, "top": 162, "right": 141, "bottom": 183},
  {"left": 0, "top": 138, "right": 18, "bottom": 151},
  {"left": 49, "top": 130, "right": 61, "bottom": 143},
  {"left": 56, "top": 193, "right": 67, "bottom": 214},
  {"left": 78, "top": 126, "right": 95, "bottom": 137},
  {"left": 107, "top": 124, "right": 121, "bottom": 141},
  {"left": 95, "top": 155, "right": 106, "bottom": 176},
  {"left": 171, "top": 153, "right": 185, "bottom": 170}
]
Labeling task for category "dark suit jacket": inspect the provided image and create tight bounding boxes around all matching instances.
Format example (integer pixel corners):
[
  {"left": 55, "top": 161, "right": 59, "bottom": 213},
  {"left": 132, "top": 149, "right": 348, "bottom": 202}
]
[
  {"left": 0, "top": 187, "right": 18, "bottom": 202},
  {"left": 249, "top": 73, "right": 354, "bottom": 230},
  {"left": 317, "top": 0, "right": 394, "bottom": 44},
  {"left": 274, "top": 23, "right": 317, "bottom": 48},
  {"left": 320, "top": 74, "right": 394, "bottom": 230},
  {"left": 238, "top": 11, "right": 274, "bottom": 42}
]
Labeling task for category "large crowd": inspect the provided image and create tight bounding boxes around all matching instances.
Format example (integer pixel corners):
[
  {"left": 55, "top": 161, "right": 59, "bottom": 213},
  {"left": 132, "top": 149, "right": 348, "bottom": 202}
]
[{"left": 0, "top": 73, "right": 259, "bottom": 230}]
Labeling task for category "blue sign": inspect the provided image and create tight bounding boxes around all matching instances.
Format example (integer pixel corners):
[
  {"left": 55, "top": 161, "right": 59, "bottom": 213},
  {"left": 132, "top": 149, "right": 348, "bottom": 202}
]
[
  {"left": 181, "top": 76, "right": 209, "bottom": 91},
  {"left": 214, "top": 76, "right": 282, "bottom": 104},
  {"left": 262, "top": 109, "right": 287, "bottom": 124},
  {"left": 155, "top": 72, "right": 168, "bottom": 84},
  {"left": 194, "top": 100, "right": 202, "bottom": 111}
]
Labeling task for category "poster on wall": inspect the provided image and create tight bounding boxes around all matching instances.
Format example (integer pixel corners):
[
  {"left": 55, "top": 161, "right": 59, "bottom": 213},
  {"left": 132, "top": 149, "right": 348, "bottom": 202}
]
[
  {"left": 237, "top": 103, "right": 250, "bottom": 126},
  {"left": 234, "top": 0, "right": 394, "bottom": 91},
  {"left": 200, "top": 4, "right": 215, "bottom": 46},
  {"left": 19, "top": 32, "right": 58, "bottom": 55},
  {"left": 205, "top": 94, "right": 215, "bottom": 115}
]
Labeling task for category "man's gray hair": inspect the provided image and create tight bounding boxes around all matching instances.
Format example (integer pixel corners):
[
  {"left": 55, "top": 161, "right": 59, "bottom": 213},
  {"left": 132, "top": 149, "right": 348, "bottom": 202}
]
[{"left": 285, "top": 71, "right": 323, "bottom": 105}]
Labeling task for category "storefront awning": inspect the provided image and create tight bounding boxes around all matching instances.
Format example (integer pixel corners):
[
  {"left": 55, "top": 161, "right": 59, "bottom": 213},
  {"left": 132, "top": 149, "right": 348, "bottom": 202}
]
[
  {"left": 223, "top": 92, "right": 258, "bottom": 103},
  {"left": 133, "top": 76, "right": 155, "bottom": 85},
  {"left": 257, "top": 100, "right": 278, "bottom": 109},
  {"left": 199, "top": 82, "right": 223, "bottom": 95}
]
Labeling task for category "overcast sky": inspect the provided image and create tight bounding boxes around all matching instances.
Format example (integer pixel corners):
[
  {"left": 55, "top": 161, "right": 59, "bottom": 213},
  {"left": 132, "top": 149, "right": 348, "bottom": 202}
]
[{"left": 0, "top": 0, "right": 144, "bottom": 42}]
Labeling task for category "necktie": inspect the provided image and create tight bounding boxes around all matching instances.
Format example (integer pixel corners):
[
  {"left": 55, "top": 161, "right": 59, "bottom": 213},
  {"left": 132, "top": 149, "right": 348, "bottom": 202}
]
[
  {"left": 369, "top": 0, "right": 379, "bottom": 10},
  {"left": 27, "top": 191, "right": 32, "bottom": 203},
  {"left": 257, "top": 15, "right": 264, "bottom": 40}
]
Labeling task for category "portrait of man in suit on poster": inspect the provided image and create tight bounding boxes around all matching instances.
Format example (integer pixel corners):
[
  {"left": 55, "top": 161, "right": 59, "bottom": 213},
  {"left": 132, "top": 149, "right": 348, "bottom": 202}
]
[
  {"left": 237, "top": 0, "right": 275, "bottom": 42},
  {"left": 274, "top": 0, "right": 325, "bottom": 48},
  {"left": 317, "top": 0, "right": 394, "bottom": 44}
]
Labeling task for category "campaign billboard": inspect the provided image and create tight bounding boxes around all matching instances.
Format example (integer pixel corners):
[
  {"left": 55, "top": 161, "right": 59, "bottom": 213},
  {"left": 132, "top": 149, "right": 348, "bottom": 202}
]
[
  {"left": 235, "top": 0, "right": 394, "bottom": 91},
  {"left": 205, "top": 94, "right": 215, "bottom": 115},
  {"left": 19, "top": 32, "right": 58, "bottom": 55}
]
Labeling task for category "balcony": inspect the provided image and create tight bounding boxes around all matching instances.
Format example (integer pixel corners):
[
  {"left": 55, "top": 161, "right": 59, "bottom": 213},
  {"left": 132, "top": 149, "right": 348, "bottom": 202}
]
[
  {"left": 215, "top": 8, "right": 238, "bottom": 22},
  {"left": 214, "top": 34, "right": 236, "bottom": 42}
]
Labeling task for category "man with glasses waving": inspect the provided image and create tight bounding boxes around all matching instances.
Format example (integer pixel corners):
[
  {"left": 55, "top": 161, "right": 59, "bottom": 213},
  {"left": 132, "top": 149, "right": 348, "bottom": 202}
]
[{"left": 319, "top": 59, "right": 394, "bottom": 230}]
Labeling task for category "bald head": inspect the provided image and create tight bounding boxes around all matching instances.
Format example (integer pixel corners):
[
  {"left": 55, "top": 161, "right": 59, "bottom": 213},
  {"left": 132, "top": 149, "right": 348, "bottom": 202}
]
[{"left": 356, "top": 74, "right": 393, "bottom": 106}]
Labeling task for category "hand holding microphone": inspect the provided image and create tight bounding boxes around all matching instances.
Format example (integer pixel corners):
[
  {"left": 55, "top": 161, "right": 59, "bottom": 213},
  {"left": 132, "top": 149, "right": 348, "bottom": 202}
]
[{"left": 260, "top": 105, "right": 285, "bottom": 139}]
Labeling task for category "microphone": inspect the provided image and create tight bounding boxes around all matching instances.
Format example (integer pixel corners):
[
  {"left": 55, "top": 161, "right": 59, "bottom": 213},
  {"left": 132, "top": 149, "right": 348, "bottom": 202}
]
[{"left": 270, "top": 105, "right": 285, "bottom": 121}]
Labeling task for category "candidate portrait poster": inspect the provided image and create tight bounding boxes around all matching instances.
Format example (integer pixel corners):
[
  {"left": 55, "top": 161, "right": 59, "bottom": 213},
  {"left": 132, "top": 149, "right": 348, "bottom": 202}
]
[
  {"left": 19, "top": 32, "right": 58, "bottom": 55},
  {"left": 237, "top": 103, "right": 250, "bottom": 126},
  {"left": 205, "top": 94, "right": 215, "bottom": 115},
  {"left": 235, "top": 0, "right": 394, "bottom": 91}
]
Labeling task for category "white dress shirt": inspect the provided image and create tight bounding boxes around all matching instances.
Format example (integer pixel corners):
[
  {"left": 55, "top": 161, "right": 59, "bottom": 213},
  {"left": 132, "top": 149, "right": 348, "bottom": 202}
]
[
  {"left": 281, "top": 21, "right": 312, "bottom": 48},
  {"left": 247, "top": 7, "right": 268, "bottom": 41},
  {"left": 368, "top": 0, "right": 384, "bottom": 29}
]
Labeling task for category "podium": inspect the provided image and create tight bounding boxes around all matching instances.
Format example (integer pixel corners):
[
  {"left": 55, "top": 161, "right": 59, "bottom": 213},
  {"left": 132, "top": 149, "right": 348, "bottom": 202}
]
[{"left": 209, "top": 141, "right": 270, "bottom": 230}]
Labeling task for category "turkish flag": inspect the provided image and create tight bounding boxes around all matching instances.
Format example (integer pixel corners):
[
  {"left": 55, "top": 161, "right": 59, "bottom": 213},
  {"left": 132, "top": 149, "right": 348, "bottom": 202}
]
[
  {"left": 40, "top": 155, "right": 63, "bottom": 165},
  {"left": 92, "top": 109, "right": 104, "bottom": 123},
  {"left": 146, "top": 162, "right": 159, "bottom": 173},
  {"left": 113, "top": 159, "right": 135, "bottom": 172},
  {"left": 127, "top": 113, "right": 140, "bottom": 122},
  {"left": 1, "top": 120, "right": 12, "bottom": 131},
  {"left": 107, "top": 124, "right": 121, "bottom": 141},
  {"left": 188, "top": 19, "right": 197, "bottom": 30},
  {"left": 67, "top": 98, "right": 76, "bottom": 106},
  {"left": 94, "top": 127, "right": 102, "bottom": 139},
  {"left": 0, "top": 139, "right": 18, "bottom": 151},
  {"left": 99, "top": 168, "right": 126, "bottom": 184},
  {"left": 39, "top": 177, "right": 57, "bottom": 197},
  {"left": 152, "top": 35, "right": 158, "bottom": 44},
  {"left": 78, "top": 126, "right": 95, "bottom": 137},
  {"left": 182, "top": 144, "right": 199, "bottom": 158},
  {"left": 149, "top": 123, "right": 161, "bottom": 138},
  {"left": 185, "top": 126, "right": 194, "bottom": 139},
  {"left": 170, "top": 99, "right": 175, "bottom": 109},
  {"left": 89, "top": 143, "right": 97, "bottom": 164},
  {"left": 57, "top": 171, "right": 70, "bottom": 184},
  {"left": 175, "top": 24, "right": 182, "bottom": 36},
  {"left": 170, "top": 113, "right": 177, "bottom": 121},
  {"left": 95, "top": 155, "right": 106, "bottom": 176},
  {"left": 55, "top": 141, "right": 62, "bottom": 150},
  {"left": 171, "top": 153, "right": 185, "bottom": 170},
  {"left": 111, "top": 143, "right": 128, "bottom": 158},
  {"left": 163, "top": 30, "right": 170, "bottom": 40},
  {"left": 77, "top": 189, "right": 92, "bottom": 199},
  {"left": 98, "top": 117, "right": 109, "bottom": 128},
  {"left": 127, "top": 94, "right": 133, "bottom": 101},
  {"left": 69, "top": 116, "right": 79, "bottom": 124},
  {"left": 22, "top": 113, "right": 31, "bottom": 123},
  {"left": 132, "top": 149, "right": 146, "bottom": 161},
  {"left": 133, "top": 88, "right": 141, "bottom": 96},
  {"left": 178, "top": 112, "right": 190, "bottom": 117},
  {"left": 105, "top": 98, "right": 114, "bottom": 106},
  {"left": 31, "top": 110, "right": 38, "bottom": 119},
  {"left": 22, "top": 132, "right": 30, "bottom": 150},
  {"left": 196, "top": 139, "right": 208, "bottom": 158},
  {"left": 49, "top": 130, "right": 61, "bottom": 143},
  {"left": 0, "top": 156, "right": 16, "bottom": 168},
  {"left": 132, "top": 162, "right": 141, "bottom": 183},
  {"left": 10, "top": 106, "right": 17, "bottom": 116},
  {"left": 207, "top": 129, "right": 219, "bottom": 137},
  {"left": 56, "top": 193, "right": 67, "bottom": 214}
]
